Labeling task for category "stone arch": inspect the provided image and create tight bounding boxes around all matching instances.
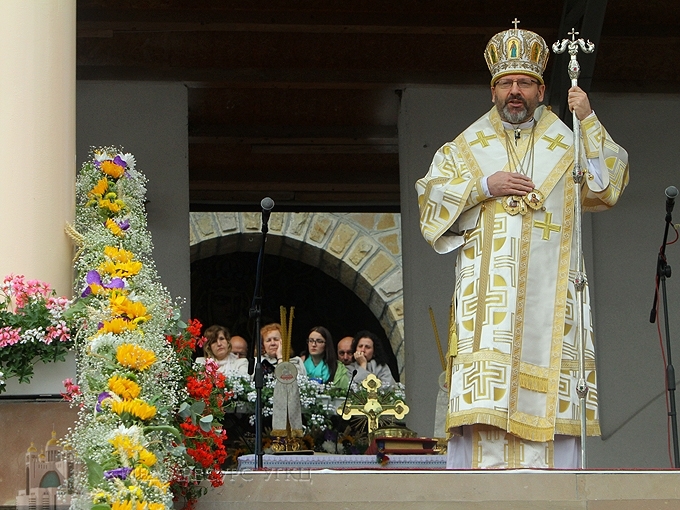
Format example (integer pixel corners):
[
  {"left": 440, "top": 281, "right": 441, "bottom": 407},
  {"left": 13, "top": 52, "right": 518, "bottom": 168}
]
[{"left": 190, "top": 212, "right": 405, "bottom": 379}]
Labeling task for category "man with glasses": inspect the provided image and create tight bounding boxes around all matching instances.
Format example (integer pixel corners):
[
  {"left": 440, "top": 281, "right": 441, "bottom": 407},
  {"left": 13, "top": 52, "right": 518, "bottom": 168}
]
[{"left": 416, "top": 23, "right": 629, "bottom": 469}]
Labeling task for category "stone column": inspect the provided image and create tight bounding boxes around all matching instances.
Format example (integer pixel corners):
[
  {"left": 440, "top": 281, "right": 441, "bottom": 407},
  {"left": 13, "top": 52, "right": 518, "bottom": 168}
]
[{"left": 0, "top": 1, "right": 76, "bottom": 296}]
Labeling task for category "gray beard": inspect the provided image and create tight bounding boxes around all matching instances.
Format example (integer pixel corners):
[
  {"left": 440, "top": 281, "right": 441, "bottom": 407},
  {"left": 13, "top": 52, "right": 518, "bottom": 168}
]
[{"left": 501, "top": 104, "right": 529, "bottom": 124}]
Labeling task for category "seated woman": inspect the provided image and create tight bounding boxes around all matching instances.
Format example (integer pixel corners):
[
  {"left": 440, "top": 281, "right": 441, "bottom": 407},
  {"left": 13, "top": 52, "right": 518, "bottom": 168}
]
[
  {"left": 302, "top": 326, "right": 349, "bottom": 390},
  {"left": 347, "top": 330, "right": 395, "bottom": 388},
  {"left": 260, "top": 323, "right": 306, "bottom": 377},
  {"left": 198, "top": 324, "right": 248, "bottom": 376}
]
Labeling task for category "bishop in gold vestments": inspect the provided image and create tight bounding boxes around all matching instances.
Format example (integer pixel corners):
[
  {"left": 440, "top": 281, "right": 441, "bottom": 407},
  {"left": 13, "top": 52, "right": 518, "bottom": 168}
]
[{"left": 416, "top": 25, "right": 629, "bottom": 468}]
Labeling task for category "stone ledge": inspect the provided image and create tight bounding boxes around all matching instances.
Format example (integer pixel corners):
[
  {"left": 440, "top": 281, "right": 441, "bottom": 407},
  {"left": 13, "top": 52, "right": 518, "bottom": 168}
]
[{"left": 198, "top": 471, "right": 680, "bottom": 510}]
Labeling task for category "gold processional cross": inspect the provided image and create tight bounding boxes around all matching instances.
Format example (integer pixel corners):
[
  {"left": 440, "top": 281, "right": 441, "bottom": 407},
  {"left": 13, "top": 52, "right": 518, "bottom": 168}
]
[{"left": 337, "top": 374, "right": 409, "bottom": 436}]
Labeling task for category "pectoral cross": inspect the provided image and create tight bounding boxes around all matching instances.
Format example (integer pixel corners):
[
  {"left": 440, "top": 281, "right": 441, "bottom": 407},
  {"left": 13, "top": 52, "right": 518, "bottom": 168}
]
[{"left": 337, "top": 374, "right": 409, "bottom": 437}]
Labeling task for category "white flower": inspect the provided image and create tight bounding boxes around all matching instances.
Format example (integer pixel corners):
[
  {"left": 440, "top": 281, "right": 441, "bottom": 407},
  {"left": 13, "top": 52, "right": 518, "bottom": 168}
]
[
  {"left": 107, "top": 424, "right": 142, "bottom": 441},
  {"left": 321, "top": 440, "right": 336, "bottom": 453},
  {"left": 120, "top": 153, "right": 136, "bottom": 171},
  {"left": 89, "top": 332, "right": 122, "bottom": 354}
]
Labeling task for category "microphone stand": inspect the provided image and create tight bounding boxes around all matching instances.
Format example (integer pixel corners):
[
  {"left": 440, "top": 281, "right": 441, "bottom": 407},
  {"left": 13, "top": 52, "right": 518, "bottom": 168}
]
[
  {"left": 248, "top": 197, "right": 274, "bottom": 470},
  {"left": 650, "top": 187, "right": 679, "bottom": 467}
]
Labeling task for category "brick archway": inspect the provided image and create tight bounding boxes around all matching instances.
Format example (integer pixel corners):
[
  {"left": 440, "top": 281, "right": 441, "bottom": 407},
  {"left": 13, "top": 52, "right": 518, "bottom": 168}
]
[{"left": 189, "top": 212, "right": 405, "bottom": 378}]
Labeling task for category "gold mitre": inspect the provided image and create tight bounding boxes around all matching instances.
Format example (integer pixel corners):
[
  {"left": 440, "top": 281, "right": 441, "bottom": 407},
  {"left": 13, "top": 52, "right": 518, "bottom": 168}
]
[{"left": 484, "top": 22, "right": 550, "bottom": 85}]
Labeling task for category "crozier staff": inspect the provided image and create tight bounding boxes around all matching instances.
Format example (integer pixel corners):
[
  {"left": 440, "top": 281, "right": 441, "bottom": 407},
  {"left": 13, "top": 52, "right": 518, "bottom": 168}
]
[{"left": 416, "top": 21, "right": 629, "bottom": 469}]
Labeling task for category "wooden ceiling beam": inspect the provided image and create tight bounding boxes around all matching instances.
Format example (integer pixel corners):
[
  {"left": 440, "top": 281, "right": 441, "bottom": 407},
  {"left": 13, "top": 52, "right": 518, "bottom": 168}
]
[
  {"left": 189, "top": 181, "right": 399, "bottom": 192},
  {"left": 77, "top": 6, "right": 560, "bottom": 32},
  {"left": 77, "top": 66, "right": 489, "bottom": 87},
  {"left": 189, "top": 190, "right": 402, "bottom": 209},
  {"left": 189, "top": 136, "right": 397, "bottom": 145},
  {"left": 189, "top": 124, "right": 396, "bottom": 139}
]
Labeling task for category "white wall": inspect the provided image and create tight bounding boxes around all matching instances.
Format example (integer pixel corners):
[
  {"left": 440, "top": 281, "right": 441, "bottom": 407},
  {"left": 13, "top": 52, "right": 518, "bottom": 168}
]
[{"left": 400, "top": 87, "right": 680, "bottom": 468}]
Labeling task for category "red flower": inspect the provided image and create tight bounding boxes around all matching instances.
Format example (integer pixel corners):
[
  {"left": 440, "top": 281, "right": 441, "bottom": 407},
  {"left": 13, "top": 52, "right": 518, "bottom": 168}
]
[
  {"left": 208, "top": 469, "right": 224, "bottom": 488},
  {"left": 187, "top": 318, "right": 202, "bottom": 338},
  {"left": 187, "top": 442, "right": 214, "bottom": 468},
  {"left": 186, "top": 375, "right": 212, "bottom": 400},
  {"left": 180, "top": 417, "right": 201, "bottom": 437}
]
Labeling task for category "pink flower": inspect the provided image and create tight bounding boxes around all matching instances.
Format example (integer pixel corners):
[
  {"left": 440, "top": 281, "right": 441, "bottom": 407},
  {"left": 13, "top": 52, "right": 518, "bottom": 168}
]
[
  {"left": 204, "top": 358, "right": 219, "bottom": 377},
  {"left": 0, "top": 327, "right": 21, "bottom": 348},
  {"left": 2, "top": 274, "right": 52, "bottom": 309},
  {"left": 61, "top": 378, "right": 81, "bottom": 401},
  {"left": 46, "top": 296, "right": 70, "bottom": 311},
  {"left": 46, "top": 321, "right": 70, "bottom": 344}
]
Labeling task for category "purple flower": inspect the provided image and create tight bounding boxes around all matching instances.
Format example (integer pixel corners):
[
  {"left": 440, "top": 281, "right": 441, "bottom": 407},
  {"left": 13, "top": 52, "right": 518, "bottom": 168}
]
[
  {"left": 113, "top": 155, "right": 127, "bottom": 168},
  {"left": 108, "top": 278, "right": 125, "bottom": 289},
  {"left": 104, "top": 467, "right": 133, "bottom": 480},
  {"left": 81, "top": 270, "right": 125, "bottom": 297},
  {"left": 96, "top": 391, "right": 111, "bottom": 412},
  {"left": 117, "top": 219, "right": 130, "bottom": 231}
]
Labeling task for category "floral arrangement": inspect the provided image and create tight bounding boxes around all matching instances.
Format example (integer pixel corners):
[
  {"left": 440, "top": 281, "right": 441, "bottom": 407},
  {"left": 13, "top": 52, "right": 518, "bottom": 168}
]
[
  {"left": 222, "top": 371, "right": 406, "bottom": 458},
  {"left": 66, "top": 148, "right": 186, "bottom": 510},
  {"left": 166, "top": 319, "right": 230, "bottom": 509},
  {"left": 223, "top": 372, "right": 345, "bottom": 431},
  {"left": 0, "top": 274, "right": 72, "bottom": 392}
]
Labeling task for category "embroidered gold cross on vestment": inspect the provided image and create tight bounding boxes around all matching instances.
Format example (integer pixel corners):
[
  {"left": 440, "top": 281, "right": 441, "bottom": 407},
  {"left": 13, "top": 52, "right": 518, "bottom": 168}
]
[
  {"left": 534, "top": 212, "right": 562, "bottom": 240},
  {"left": 469, "top": 130, "right": 497, "bottom": 148}
]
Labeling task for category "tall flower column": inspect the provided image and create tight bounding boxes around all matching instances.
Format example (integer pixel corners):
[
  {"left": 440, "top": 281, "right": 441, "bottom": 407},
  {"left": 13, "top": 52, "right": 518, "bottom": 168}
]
[{"left": 0, "top": 1, "right": 76, "bottom": 296}]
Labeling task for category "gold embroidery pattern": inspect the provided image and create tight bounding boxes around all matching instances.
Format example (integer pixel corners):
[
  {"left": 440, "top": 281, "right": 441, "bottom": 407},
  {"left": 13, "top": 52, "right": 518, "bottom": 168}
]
[
  {"left": 473, "top": 205, "right": 497, "bottom": 351},
  {"left": 461, "top": 361, "right": 508, "bottom": 404},
  {"left": 542, "top": 133, "right": 569, "bottom": 151},
  {"left": 533, "top": 211, "right": 562, "bottom": 240},
  {"left": 468, "top": 130, "right": 498, "bottom": 148}
]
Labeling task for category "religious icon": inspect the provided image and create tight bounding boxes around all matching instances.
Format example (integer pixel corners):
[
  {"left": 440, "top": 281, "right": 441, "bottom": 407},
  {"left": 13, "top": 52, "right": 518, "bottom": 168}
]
[
  {"left": 489, "top": 45, "right": 498, "bottom": 64},
  {"left": 523, "top": 189, "right": 545, "bottom": 210}
]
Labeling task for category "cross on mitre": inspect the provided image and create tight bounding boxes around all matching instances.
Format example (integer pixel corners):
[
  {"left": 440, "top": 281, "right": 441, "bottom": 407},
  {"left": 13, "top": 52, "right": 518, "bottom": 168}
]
[{"left": 337, "top": 374, "right": 409, "bottom": 435}]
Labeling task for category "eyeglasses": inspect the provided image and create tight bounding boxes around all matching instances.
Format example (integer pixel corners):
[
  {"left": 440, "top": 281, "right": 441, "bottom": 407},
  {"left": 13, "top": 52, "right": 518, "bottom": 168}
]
[
  {"left": 307, "top": 338, "right": 326, "bottom": 345},
  {"left": 494, "top": 78, "right": 539, "bottom": 90}
]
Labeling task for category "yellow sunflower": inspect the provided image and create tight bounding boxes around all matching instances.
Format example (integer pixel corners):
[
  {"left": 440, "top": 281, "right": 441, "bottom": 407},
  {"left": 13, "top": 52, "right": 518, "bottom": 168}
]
[
  {"left": 105, "top": 218, "right": 125, "bottom": 237},
  {"left": 116, "top": 343, "right": 156, "bottom": 370},
  {"left": 109, "top": 434, "right": 141, "bottom": 458},
  {"left": 101, "top": 160, "right": 125, "bottom": 179},
  {"left": 111, "top": 399, "right": 157, "bottom": 421},
  {"left": 100, "top": 317, "right": 136, "bottom": 335},
  {"left": 108, "top": 375, "right": 141, "bottom": 400},
  {"left": 89, "top": 177, "right": 109, "bottom": 198}
]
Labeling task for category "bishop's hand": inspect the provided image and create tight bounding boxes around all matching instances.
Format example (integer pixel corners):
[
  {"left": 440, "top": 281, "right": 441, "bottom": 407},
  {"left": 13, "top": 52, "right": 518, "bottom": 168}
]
[
  {"left": 567, "top": 86, "right": 593, "bottom": 121},
  {"left": 487, "top": 171, "right": 535, "bottom": 197}
]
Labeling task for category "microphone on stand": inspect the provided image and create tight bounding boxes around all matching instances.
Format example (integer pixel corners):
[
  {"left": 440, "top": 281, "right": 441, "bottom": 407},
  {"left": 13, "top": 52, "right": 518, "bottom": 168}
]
[
  {"left": 261, "top": 197, "right": 275, "bottom": 228},
  {"left": 666, "top": 186, "right": 678, "bottom": 214},
  {"left": 341, "top": 369, "right": 358, "bottom": 415}
]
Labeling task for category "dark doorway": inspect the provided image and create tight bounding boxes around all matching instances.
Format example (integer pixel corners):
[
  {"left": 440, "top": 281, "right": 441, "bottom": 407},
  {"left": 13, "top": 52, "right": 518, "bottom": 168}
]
[{"left": 191, "top": 251, "right": 399, "bottom": 381}]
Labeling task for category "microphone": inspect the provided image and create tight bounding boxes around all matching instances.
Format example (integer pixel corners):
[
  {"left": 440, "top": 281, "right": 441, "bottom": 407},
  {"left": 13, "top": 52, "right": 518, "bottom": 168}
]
[
  {"left": 666, "top": 186, "right": 678, "bottom": 214},
  {"left": 341, "top": 369, "right": 358, "bottom": 415},
  {"left": 261, "top": 196, "right": 275, "bottom": 227}
]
